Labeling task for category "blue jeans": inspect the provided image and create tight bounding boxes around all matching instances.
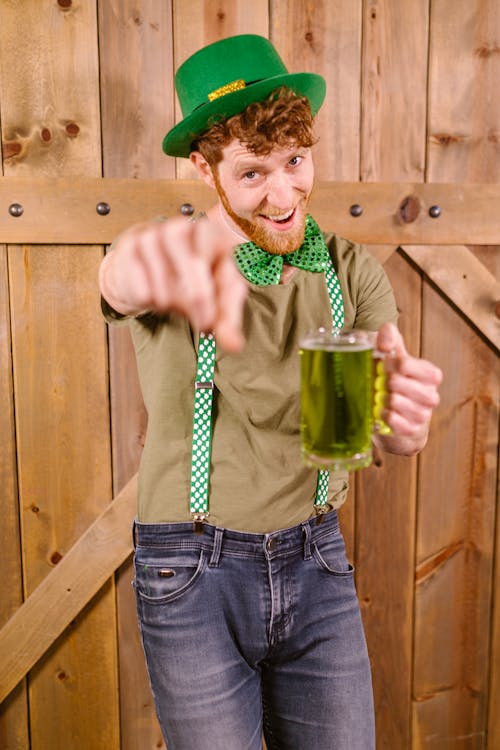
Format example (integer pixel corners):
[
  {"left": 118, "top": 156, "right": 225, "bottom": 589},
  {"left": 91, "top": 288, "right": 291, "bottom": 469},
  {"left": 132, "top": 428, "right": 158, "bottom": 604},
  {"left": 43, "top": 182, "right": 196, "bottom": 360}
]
[{"left": 133, "top": 511, "right": 375, "bottom": 750}]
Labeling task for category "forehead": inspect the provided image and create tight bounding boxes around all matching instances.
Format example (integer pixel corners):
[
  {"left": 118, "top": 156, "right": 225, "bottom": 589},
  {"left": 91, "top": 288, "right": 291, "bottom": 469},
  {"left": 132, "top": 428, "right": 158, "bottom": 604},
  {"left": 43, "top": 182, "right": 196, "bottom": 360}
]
[{"left": 219, "top": 139, "right": 305, "bottom": 169}]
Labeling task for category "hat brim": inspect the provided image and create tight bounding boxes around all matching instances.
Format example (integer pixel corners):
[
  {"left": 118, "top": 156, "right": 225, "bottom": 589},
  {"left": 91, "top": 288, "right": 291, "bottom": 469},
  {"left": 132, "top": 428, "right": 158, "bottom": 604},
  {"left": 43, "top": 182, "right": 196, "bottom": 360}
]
[{"left": 162, "top": 72, "right": 326, "bottom": 158}]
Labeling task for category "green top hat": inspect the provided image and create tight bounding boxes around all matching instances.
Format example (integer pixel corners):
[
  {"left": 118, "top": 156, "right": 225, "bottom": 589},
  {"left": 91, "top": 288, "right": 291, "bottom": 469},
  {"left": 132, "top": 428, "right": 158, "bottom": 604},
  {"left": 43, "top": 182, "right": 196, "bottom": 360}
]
[{"left": 163, "top": 34, "right": 326, "bottom": 158}]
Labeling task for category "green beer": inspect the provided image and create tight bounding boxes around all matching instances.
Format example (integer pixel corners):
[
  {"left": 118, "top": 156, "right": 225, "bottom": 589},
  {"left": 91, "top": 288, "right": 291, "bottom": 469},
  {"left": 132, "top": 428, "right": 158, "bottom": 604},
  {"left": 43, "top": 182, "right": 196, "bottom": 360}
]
[{"left": 300, "top": 330, "right": 377, "bottom": 471}]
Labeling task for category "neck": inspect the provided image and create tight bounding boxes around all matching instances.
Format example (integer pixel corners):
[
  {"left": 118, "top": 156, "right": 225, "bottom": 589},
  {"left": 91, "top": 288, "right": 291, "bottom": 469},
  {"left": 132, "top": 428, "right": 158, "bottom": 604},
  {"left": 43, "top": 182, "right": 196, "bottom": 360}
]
[{"left": 217, "top": 202, "right": 249, "bottom": 244}]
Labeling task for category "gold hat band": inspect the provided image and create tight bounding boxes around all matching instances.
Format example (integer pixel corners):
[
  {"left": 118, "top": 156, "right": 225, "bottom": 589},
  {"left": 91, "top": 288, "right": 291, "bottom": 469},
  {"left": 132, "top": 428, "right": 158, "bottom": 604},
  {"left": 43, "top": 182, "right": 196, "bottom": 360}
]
[{"left": 208, "top": 79, "right": 246, "bottom": 102}]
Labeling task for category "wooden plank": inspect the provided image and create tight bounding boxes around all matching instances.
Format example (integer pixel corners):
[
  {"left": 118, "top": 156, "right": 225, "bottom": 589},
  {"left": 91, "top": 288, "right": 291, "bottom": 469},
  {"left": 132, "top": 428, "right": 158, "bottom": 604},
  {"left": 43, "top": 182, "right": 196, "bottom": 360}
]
[
  {"left": 361, "top": 0, "right": 428, "bottom": 183},
  {"left": 401, "top": 245, "right": 500, "bottom": 352},
  {"left": 8, "top": 244, "right": 119, "bottom": 747},
  {"left": 0, "top": 2, "right": 119, "bottom": 747},
  {"left": 271, "top": 0, "right": 362, "bottom": 182},
  {"left": 418, "top": 3, "right": 500, "bottom": 746},
  {"left": 356, "top": 249, "right": 420, "bottom": 749},
  {"left": 173, "top": 0, "right": 269, "bottom": 179},
  {"left": 426, "top": 0, "right": 500, "bottom": 184},
  {"left": 489, "top": 464, "right": 500, "bottom": 749},
  {"left": 1, "top": 178, "right": 500, "bottom": 244},
  {"left": 360, "top": 0, "right": 429, "bottom": 270},
  {"left": 98, "top": 3, "right": 175, "bottom": 747},
  {"left": 357, "top": 3, "right": 429, "bottom": 746},
  {"left": 0, "top": 474, "right": 137, "bottom": 705},
  {"left": 0, "top": 244, "right": 29, "bottom": 747},
  {"left": 99, "top": 0, "right": 175, "bottom": 181},
  {"left": 413, "top": 282, "right": 498, "bottom": 749}
]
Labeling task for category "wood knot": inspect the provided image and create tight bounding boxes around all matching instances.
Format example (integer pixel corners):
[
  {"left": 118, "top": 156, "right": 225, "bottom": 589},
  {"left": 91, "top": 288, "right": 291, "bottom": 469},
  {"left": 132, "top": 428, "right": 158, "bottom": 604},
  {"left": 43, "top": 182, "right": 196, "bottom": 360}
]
[
  {"left": 431, "top": 132, "right": 466, "bottom": 146},
  {"left": 474, "top": 44, "right": 500, "bottom": 59},
  {"left": 50, "top": 551, "right": 63, "bottom": 565},
  {"left": 57, "top": 0, "right": 72, "bottom": 8},
  {"left": 399, "top": 195, "right": 420, "bottom": 223},
  {"left": 2, "top": 140, "right": 22, "bottom": 159},
  {"left": 65, "top": 122, "right": 80, "bottom": 137},
  {"left": 304, "top": 31, "right": 314, "bottom": 43},
  {"left": 41, "top": 128, "right": 52, "bottom": 142}
]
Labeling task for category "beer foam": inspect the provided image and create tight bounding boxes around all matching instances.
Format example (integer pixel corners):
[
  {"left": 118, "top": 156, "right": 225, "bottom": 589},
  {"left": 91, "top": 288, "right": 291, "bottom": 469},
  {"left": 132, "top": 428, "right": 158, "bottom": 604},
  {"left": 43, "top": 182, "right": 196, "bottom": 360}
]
[{"left": 302, "top": 342, "right": 372, "bottom": 352}]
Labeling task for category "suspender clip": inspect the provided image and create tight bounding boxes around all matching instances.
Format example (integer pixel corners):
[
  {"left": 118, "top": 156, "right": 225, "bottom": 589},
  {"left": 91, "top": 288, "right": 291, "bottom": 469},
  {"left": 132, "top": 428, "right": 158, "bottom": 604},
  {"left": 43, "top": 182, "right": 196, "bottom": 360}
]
[
  {"left": 314, "top": 503, "right": 332, "bottom": 525},
  {"left": 192, "top": 512, "right": 209, "bottom": 534},
  {"left": 195, "top": 380, "right": 214, "bottom": 390}
]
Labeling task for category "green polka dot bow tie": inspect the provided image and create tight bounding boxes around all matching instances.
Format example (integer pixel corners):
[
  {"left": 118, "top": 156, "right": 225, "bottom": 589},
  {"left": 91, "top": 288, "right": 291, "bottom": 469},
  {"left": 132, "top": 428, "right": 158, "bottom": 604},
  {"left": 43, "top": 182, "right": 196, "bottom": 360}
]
[{"left": 233, "top": 214, "right": 330, "bottom": 285}]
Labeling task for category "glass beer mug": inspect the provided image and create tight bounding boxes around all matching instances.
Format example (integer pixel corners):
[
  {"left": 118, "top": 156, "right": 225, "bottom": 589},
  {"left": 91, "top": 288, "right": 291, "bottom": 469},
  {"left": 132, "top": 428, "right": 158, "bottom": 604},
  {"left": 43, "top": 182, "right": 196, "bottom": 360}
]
[{"left": 299, "top": 329, "right": 391, "bottom": 472}]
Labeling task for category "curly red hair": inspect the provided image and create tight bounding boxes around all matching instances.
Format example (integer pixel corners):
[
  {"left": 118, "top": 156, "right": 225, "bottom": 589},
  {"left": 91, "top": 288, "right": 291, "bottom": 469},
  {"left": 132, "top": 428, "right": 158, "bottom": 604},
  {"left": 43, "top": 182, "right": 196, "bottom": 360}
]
[{"left": 191, "top": 87, "right": 316, "bottom": 166}]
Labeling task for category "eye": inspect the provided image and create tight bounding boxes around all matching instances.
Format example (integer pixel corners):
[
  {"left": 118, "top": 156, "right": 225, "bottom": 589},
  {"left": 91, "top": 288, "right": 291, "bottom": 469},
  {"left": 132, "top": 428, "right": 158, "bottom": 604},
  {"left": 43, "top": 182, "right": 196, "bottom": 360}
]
[
  {"left": 244, "top": 170, "right": 257, "bottom": 180},
  {"left": 289, "top": 155, "right": 302, "bottom": 167}
]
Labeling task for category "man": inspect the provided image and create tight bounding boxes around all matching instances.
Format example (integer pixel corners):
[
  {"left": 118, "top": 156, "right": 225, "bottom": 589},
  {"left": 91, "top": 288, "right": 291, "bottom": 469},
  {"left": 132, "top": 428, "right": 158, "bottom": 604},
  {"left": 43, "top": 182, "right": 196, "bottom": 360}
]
[{"left": 99, "top": 35, "right": 442, "bottom": 750}]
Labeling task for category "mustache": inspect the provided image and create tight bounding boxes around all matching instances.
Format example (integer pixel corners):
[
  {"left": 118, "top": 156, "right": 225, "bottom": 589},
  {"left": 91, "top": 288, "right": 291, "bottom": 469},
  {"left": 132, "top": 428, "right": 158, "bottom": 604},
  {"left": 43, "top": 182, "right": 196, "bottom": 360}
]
[{"left": 254, "top": 198, "right": 307, "bottom": 218}]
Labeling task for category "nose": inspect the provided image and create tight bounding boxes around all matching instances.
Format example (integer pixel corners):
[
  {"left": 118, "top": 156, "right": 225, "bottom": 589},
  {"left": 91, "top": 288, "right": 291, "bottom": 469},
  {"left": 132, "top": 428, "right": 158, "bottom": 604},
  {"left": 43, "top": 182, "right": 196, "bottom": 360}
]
[{"left": 265, "top": 171, "right": 296, "bottom": 210}]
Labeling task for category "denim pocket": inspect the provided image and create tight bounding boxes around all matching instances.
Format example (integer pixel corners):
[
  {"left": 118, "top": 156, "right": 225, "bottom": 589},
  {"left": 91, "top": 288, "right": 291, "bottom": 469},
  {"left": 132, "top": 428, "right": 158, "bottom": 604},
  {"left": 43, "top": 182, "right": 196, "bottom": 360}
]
[
  {"left": 311, "top": 533, "right": 354, "bottom": 577},
  {"left": 134, "top": 547, "right": 207, "bottom": 604}
]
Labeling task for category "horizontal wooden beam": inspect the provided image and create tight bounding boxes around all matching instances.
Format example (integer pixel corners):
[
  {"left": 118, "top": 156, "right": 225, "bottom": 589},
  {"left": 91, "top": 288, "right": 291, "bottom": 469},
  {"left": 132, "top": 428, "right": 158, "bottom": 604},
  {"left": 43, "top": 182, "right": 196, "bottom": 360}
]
[
  {"left": 0, "top": 474, "right": 137, "bottom": 704},
  {"left": 0, "top": 178, "right": 499, "bottom": 244},
  {"left": 400, "top": 245, "right": 500, "bottom": 352}
]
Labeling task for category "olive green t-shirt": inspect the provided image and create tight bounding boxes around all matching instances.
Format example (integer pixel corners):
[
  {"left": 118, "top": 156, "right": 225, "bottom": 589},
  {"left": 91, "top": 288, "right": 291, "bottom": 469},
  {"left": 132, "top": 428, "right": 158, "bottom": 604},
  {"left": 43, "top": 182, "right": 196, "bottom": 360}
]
[{"left": 104, "top": 233, "right": 398, "bottom": 532}]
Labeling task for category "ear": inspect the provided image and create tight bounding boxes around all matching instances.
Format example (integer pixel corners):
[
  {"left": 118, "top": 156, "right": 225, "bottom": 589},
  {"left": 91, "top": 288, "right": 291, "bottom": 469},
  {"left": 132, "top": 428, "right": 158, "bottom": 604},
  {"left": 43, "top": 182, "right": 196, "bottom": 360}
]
[{"left": 190, "top": 151, "right": 216, "bottom": 189}]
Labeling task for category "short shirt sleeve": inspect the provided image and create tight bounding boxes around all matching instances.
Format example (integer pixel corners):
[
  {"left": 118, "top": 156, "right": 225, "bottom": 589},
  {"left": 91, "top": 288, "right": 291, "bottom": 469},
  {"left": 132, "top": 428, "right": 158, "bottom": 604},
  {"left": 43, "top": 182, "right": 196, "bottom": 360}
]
[{"left": 326, "top": 234, "right": 398, "bottom": 330}]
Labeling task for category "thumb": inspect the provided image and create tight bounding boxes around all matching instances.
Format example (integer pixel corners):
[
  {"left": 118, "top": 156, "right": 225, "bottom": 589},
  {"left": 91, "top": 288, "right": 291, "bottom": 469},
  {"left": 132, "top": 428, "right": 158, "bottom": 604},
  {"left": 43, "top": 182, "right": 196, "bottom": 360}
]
[{"left": 376, "top": 322, "right": 407, "bottom": 357}]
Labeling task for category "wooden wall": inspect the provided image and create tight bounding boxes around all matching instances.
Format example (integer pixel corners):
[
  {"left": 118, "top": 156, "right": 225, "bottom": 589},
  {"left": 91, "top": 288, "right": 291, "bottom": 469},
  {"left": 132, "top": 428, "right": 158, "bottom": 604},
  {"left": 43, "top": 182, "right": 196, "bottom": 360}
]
[{"left": 0, "top": 1, "right": 498, "bottom": 749}]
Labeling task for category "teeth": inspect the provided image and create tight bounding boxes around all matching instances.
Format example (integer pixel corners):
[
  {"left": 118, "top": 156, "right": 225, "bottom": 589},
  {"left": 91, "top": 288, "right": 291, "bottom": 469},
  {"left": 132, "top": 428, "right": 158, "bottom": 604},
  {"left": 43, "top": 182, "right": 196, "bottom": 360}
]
[{"left": 263, "top": 208, "right": 294, "bottom": 221}]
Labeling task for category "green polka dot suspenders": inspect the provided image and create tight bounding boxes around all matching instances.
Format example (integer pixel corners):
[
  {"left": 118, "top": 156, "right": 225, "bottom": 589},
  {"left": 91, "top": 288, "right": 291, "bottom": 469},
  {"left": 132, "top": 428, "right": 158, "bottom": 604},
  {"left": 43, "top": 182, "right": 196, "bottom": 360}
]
[
  {"left": 189, "top": 228, "right": 345, "bottom": 530},
  {"left": 311, "top": 261, "right": 345, "bottom": 516},
  {"left": 189, "top": 331, "right": 216, "bottom": 530}
]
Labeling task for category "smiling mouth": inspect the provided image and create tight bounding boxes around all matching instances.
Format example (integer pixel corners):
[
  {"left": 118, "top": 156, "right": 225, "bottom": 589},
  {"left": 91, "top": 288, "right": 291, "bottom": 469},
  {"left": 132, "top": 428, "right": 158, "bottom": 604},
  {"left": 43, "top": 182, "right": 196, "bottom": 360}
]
[{"left": 259, "top": 206, "right": 297, "bottom": 226}]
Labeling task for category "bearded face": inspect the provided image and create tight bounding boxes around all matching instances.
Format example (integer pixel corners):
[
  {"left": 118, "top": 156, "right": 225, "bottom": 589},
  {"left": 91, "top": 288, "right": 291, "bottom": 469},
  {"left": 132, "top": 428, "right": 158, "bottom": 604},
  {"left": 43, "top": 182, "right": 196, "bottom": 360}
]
[{"left": 211, "top": 141, "right": 314, "bottom": 256}]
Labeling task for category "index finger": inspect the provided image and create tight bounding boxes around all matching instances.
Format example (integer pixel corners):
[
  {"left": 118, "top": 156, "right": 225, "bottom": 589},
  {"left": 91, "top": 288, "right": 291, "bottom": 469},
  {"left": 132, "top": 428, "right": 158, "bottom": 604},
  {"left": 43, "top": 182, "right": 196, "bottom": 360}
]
[{"left": 385, "top": 354, "right": 443, "bottom": 385}]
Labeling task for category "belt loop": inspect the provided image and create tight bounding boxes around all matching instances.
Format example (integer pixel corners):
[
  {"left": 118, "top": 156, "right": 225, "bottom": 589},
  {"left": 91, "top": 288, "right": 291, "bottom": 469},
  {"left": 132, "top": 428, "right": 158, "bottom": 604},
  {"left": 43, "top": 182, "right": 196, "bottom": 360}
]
[
  {"left": 302, "top": 521, "right": 312, "bottom": 560},
  {"left": 132, "top": 519, "right": 138, "bottom": 550},
  {"left": 209, "top": 526, "right": 224, "bottom": 567}
]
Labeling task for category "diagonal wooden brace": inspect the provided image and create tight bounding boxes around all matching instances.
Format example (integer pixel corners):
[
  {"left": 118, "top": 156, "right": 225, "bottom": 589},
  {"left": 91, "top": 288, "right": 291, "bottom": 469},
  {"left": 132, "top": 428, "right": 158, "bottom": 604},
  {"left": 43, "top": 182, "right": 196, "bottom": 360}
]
[{"left": 0, "top": 474, "right": 137, "bottom": 704}]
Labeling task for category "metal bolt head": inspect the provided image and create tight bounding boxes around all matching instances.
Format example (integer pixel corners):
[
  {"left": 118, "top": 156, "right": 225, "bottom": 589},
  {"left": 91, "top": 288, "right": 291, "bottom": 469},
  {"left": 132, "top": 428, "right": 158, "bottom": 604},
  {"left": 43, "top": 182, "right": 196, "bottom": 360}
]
[
  {"left": 8, "top": 203, "right": 24, "bottom": 217},
  {"left": 349, "top": 203, "right": 363, "bottom": 217},
  {"left": 96, "top": 202, "right": 111, "bottom": 216},
  {"left": 429, "top": 205, "right": 441, "bottom": 218},
  {"left": 180, "top": 203, "right": 194, "bottom": 216}
]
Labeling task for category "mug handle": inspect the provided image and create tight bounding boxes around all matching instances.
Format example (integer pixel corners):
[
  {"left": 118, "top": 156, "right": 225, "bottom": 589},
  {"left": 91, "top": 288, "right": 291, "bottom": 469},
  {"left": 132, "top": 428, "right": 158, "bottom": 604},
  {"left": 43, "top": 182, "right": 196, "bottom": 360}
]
[{"left": 372, "top": 350, "right": 393, "bottom": 436}]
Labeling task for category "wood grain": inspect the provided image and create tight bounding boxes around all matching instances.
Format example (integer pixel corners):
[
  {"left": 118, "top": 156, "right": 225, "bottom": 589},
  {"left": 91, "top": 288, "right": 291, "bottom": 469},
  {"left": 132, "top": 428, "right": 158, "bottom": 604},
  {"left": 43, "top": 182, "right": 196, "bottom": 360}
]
[
  {"left": 1, "top": 178, "right": 500, "bottom": 244},
  {"left": 98, "top": 2, "right": 174, "bottom": 746},
  {"left": 356, "top": 250, "right": 421, "bottom": 749},
  {"left": 0, "top": 2, "right": 118, "bottom": 747},
  {"left": 418, "top": 3, "right": 500, "bottom": 746},
  {"left": 0, "top": 474, "right": 137, "bottom": 704},
  {"left": 413, "top": 283, "right": 498, "bottom": 749},
  {"left": 426, "top": 0, "right": 500, "bottom": 184},
  {"left": 0, "top": 245, "right": 28, "bottom": 747},
  {"left": 357, "top": 3, "right": 429, "bottom": 745},
  {"left": 361, "top": 0, "right": 428, "bottom": 183},
  {"left": 401, "top": 245, "right": 500, "bottom": 352}
]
